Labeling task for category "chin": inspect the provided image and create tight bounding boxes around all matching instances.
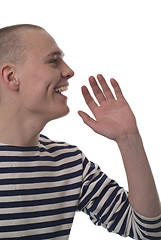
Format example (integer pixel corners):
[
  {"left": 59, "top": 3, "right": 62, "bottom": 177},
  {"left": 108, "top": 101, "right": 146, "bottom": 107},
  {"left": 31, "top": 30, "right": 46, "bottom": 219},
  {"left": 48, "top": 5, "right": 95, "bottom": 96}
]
[
  {"left": 49, "top": 106, "right": 70, "bottom": 121},
  {"left": 60, "top": 107, "right": 70, "bottom": 118}
]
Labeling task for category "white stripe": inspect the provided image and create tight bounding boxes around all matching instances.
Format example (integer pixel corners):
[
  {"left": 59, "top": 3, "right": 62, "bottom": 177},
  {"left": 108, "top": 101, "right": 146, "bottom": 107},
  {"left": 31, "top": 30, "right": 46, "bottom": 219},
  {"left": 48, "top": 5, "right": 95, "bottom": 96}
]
[
  {"left": 0, "top": 187, "right": 80, "bottom": 202},
  {"left": 134, "top": 210, "right": 161, "bottom": 229},
  {"left": 0, "top": 176, "right": 81, "bottom": 191},
  {"left": 0, "top": 154, "right": 81, "bottom": 168},
  {"left": 0, "top": 163, "right": 82, "bottom": 179},
  {"left": 0, "top": 199, "right": 78, "bottom": 214},
  {"left": 0, "top": 145, "right": 78, "bottom": 157},
  {"left": 0, "top": 212, "right": 74, "bottom": 226},
  {"left": 80, "top": 176, "right": 112, "bottom": 205}
]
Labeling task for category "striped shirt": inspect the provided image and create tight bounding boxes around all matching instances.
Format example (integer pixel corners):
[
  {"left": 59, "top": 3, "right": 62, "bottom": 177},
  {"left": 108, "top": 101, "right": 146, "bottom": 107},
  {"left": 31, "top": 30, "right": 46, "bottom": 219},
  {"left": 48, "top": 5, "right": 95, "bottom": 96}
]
[{"left": 0, "top": 134, "right": 160, "bottom": 240}]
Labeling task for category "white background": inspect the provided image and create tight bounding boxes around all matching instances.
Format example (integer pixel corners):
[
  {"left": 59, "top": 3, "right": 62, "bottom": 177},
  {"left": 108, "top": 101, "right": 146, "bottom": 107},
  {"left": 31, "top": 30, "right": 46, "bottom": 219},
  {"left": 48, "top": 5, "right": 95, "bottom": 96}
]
[{"left": 0, "top": 1, "right": 161, "bottom": 239}]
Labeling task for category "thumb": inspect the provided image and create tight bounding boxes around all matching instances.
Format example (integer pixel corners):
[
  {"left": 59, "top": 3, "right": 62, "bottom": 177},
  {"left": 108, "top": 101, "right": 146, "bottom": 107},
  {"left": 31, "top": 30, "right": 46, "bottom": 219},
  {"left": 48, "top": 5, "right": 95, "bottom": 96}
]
[{"left": 78, "top": 111, "right": 97, "bottom": 131}]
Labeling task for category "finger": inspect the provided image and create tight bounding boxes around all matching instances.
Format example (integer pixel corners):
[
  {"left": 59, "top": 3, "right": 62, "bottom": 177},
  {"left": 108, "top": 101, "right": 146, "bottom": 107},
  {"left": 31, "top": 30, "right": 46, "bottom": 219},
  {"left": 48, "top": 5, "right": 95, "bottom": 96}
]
[
  {"left": 81, "top": 85, "right": 98, "bottom": 112},
  {"left": 97, "top": 74, "right": 115, "bottom": 99},
  {"left": 110, "top": 78, "right": 125, "bottom": 100},
  {"left": 89, "top": 76, "right": 106, "bottom": 104},
  {"left": 78, "top": 110, "right": 97, "bottom": 131}
]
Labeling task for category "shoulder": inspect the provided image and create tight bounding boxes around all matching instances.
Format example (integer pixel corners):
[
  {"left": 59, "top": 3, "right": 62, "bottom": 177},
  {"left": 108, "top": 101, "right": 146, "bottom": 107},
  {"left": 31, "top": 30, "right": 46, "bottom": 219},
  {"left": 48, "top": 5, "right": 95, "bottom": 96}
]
[{"left": 38, "top": 134, "right": 83, "bottom": 157}]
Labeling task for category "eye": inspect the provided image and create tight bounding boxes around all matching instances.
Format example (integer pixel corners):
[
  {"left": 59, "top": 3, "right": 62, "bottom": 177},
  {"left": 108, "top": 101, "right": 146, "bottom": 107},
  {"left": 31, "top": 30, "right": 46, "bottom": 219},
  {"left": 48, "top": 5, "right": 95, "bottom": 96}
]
[{"left": 49, "top": 59, "right": 59, "bottom": 65}]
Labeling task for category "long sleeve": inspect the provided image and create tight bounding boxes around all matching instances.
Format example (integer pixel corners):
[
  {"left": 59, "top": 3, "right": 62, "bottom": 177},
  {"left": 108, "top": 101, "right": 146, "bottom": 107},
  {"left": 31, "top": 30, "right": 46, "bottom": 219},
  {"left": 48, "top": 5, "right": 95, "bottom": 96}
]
[{"left": 77, "top": 154, "right": 161, "bottom": 239}]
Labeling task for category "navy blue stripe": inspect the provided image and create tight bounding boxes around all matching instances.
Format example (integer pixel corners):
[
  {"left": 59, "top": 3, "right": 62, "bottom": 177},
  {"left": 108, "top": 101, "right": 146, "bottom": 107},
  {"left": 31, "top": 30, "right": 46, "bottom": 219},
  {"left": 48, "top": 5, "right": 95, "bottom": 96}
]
[
  {"left": 77, "top": 174, "right": 107, "bottom": 210},
  {"left": 110, "top": 193, "right": 128, "bottom": 223},
  {"left": 0, "top": 217, "right": 73, "bottom": 232},
  {"left": 80, "top": 171, "right": 104, "bottom": 199},
  {"left": 0, "top": 181, "right": 81, "bottom": 197},
  {"left": 0, "top": 146, "right": 39, "bottom": 152},
  {"left": 40, "top": 145, "right": 79, "bottom": 153},
  {"left": 88, "top": 192, "right": 122, "bottom": 225},
  {"left": 134, "top": 211, "right": 161, "bottom": 224},
  {"left": 2, "top": 229, "right": 70, "bottom": 240},
  {"left": 92, "top": 186, "right": 122, "bottom": 217},
  {"left": 39, "top": 134, "right": 49, "bottom": 139},
  {"left": 136, "top": 220, "right": 161, "bottom": 233},
  {"left": 87, "top": 161, "right": 100, "bottom": 175},
  {"left": 0, "top": 150, "right": 81, "bottom": 162},
  {"left": 118, "top": 209, "right": 129, "bottom": 236},
  {"left": 0, "top": 159, "right": 81, "bottom": 174},
  {"left": 0, "top": 206, "right": 76, "bottom": 220},
  {"left": 82, "top": 157, "right": 88, "bottom": 170},
  {"left": 84, "top": 167, "right": 102, "bottom": 183},
  {"left": 0, "top": 147, "right": 39, "bottom": 152},
  {"left": 0, "top": 194, "right": 79, "bottom": 208},
  {"left": 101, "top": 194, "right": 121, "bottom": 224},
  {"left": 0, "top": 155, "right": 40, "bottom": 162},
  {"left": 39, "top": 140, "right": 67, "bottom": 146},
  {"left": 0, "top": 169, "right": 82, "bottom": 185},
  {"left": 52, "top": 150, "right": 81, "bottom": 161},
  {"left": 39, "top": 134, "right": 75, "bottom": 147},
  {"left": 129, "top": 226, "right": 134, "bottom": 239},
  {"left": 89, "top": 182, "right": 121, "bottom": 213},
  {"left": 44, "top": 150, "right": 81, "bottom": 161},
  {"left": 141, "top": 231, "right": 161, "bottom": 240},
  {"left": 108, "top": 199, "right": 129, "bottom": 232}
]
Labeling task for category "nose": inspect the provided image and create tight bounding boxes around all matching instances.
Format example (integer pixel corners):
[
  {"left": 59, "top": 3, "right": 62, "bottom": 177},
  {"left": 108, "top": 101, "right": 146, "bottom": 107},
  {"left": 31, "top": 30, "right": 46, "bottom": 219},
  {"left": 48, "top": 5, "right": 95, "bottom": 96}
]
[{"left": 61, "top": 61, "right": 74, "bottom": 79}]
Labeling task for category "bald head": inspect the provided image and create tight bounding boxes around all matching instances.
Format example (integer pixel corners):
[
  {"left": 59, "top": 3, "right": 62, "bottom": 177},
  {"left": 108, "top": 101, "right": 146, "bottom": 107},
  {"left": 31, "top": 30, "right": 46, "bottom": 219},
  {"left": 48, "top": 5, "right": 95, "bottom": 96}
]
[{"left": 0, "top": 24, "right": 43, "bottom": 66}]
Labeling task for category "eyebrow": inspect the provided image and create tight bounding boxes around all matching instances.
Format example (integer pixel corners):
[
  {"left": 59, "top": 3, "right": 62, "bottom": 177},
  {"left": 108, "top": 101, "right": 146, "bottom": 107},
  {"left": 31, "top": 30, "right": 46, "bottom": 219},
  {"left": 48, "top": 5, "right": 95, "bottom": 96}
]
[{"left": 46, "top": 50, "right": 65, "bottom": 58}]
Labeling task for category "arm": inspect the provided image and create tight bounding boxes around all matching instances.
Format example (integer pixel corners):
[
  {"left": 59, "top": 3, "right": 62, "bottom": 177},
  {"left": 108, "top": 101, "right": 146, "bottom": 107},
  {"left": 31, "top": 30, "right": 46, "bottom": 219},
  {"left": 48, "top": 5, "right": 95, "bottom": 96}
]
[{"left": 78, "top": 74, "right": 161, "bottom": 218}]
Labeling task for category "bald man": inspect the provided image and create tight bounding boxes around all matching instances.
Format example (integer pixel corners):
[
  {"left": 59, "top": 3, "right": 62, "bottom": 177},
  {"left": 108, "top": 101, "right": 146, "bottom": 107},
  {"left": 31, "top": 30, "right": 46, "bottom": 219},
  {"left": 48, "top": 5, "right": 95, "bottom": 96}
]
[{"left": 0, "top": 24, "right": 160, "bottom": 239}]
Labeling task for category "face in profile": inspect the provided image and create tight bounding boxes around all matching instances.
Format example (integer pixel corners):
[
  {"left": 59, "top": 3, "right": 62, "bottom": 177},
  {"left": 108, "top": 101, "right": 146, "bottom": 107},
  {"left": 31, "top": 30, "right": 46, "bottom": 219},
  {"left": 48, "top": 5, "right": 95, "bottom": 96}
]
[{"left": 15, "top": 29, "right": 74, "bottom": 122}]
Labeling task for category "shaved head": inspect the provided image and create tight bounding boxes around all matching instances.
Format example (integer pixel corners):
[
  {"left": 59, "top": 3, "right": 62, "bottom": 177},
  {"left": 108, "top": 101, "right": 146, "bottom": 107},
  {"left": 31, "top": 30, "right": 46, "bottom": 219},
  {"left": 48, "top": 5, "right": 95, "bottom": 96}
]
[{"left": 0, "top": 24, "right": 43, "bottom": 66}]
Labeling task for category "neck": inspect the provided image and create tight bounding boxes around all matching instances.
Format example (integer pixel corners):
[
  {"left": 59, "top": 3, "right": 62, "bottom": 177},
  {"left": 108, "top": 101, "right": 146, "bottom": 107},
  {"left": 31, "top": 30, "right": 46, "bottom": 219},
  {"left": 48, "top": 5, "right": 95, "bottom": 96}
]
[{"left": 0, "top": 107, "right": 47, "bottom": 147}]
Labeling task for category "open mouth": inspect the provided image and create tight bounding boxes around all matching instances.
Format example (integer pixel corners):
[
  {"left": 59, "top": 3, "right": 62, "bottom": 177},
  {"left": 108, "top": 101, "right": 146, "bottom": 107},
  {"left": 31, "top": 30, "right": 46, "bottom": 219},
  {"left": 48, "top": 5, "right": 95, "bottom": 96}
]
[{"left": 54, "top": 85, "right": 68, "bottom": 93}]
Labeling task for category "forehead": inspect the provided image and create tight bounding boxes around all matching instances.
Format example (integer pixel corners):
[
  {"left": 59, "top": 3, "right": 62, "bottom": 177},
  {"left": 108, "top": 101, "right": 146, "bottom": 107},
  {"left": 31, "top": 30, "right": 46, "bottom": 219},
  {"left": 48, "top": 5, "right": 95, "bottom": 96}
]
[{"left": 22, "top": 29, "right": 62, "bottom": 58}]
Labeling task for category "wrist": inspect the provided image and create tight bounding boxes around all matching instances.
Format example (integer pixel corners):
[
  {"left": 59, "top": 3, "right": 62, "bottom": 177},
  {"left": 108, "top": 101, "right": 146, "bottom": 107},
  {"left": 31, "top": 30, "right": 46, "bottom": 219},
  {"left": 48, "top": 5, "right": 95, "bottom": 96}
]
[{"left": 116, "top": 130, "right": 141, "bottom": 148}]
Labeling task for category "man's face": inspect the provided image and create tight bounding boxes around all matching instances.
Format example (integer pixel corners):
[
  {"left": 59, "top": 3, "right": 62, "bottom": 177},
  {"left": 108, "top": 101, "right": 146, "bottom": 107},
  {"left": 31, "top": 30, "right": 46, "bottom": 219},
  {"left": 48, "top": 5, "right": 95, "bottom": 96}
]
[{"left": 16, "top": 29, "right": 74, "bottom": 122}]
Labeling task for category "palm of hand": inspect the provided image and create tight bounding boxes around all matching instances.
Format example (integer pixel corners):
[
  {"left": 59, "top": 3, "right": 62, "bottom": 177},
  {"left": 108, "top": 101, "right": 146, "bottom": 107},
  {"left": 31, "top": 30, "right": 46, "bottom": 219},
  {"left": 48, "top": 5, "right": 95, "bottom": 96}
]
[{"left": 78, "top": 75, "right": 138, "bottom": 142}]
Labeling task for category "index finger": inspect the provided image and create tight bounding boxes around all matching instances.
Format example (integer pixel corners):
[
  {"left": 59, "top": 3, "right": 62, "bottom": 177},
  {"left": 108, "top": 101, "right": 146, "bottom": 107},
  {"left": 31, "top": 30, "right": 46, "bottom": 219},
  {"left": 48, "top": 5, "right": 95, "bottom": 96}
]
[{"left": 81, "top": 85, "right": 98, "bottom": 112}]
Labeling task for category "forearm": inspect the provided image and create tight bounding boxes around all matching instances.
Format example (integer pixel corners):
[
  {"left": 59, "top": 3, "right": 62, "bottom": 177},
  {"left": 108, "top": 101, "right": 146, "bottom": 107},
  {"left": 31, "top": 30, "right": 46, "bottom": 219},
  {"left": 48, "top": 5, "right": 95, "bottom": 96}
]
[
  {"left": 117, "top": 132, "right": 161, "bottom": 218},
  {"left": 79, "top": 74, "right": 161, "bottom": 217}
]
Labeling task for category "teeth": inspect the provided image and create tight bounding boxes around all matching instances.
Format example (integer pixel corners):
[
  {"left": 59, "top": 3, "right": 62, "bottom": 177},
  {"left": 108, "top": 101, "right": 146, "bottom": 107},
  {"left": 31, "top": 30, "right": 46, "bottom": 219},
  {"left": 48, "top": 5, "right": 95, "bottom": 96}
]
[{"left": 54, "top": 85, "right": 68, "bottom": 93}]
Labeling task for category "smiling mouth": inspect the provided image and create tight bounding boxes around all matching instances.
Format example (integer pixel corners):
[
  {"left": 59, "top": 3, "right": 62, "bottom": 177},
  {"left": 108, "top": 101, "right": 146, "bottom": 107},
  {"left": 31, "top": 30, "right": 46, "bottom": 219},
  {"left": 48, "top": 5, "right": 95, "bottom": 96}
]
[{"left": 54, "top": 85, "right": 68, "bottom": 93}]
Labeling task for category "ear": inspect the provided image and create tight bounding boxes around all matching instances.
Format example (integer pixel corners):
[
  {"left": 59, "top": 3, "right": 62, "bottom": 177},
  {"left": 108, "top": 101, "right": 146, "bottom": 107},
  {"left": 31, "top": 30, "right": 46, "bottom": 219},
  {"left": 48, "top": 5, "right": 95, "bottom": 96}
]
[{"left": 0, "top": 64, "right": 20, "bottom": 90}]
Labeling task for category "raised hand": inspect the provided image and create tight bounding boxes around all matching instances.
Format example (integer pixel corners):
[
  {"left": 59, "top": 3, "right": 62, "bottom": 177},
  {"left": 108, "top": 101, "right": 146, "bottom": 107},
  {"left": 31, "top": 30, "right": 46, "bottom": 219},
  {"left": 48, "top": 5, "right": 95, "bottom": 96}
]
[{"left": 78, "top": 74, "right": 139, "bottom": 142}]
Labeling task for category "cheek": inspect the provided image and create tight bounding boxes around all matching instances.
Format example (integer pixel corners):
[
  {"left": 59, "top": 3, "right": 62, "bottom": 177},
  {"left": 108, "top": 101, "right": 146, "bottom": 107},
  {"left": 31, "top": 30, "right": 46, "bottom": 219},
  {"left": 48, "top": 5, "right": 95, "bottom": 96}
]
[
  {"left": 19, "top": 80, "right": 46, "bottom": 110},
  {"left": 20, "top": 70, "right": 49, "bottom": 94},
  {"left": 18, "top": 65, "right": 61, "bottom": 102}
]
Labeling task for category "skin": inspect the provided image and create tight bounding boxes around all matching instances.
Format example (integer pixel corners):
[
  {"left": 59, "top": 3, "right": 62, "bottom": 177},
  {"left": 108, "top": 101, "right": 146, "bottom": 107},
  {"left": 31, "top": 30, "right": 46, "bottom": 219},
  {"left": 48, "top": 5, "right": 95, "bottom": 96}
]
[
  {"left": 78, "top": 75, "right": 161, "bottom": 217},
  {"left": 0, "top": 29, "right": 74, "bottom": 146},
  {"left": 0, "top": 29, "right": 160, "bottom": 218}
]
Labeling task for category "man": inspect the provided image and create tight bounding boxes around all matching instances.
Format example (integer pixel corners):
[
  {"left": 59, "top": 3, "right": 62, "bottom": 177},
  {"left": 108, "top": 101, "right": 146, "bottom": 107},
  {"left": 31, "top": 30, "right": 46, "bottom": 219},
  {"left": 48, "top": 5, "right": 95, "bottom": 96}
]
[{"left": 0, "top": 24, "right": 160, "bottom": 240}]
